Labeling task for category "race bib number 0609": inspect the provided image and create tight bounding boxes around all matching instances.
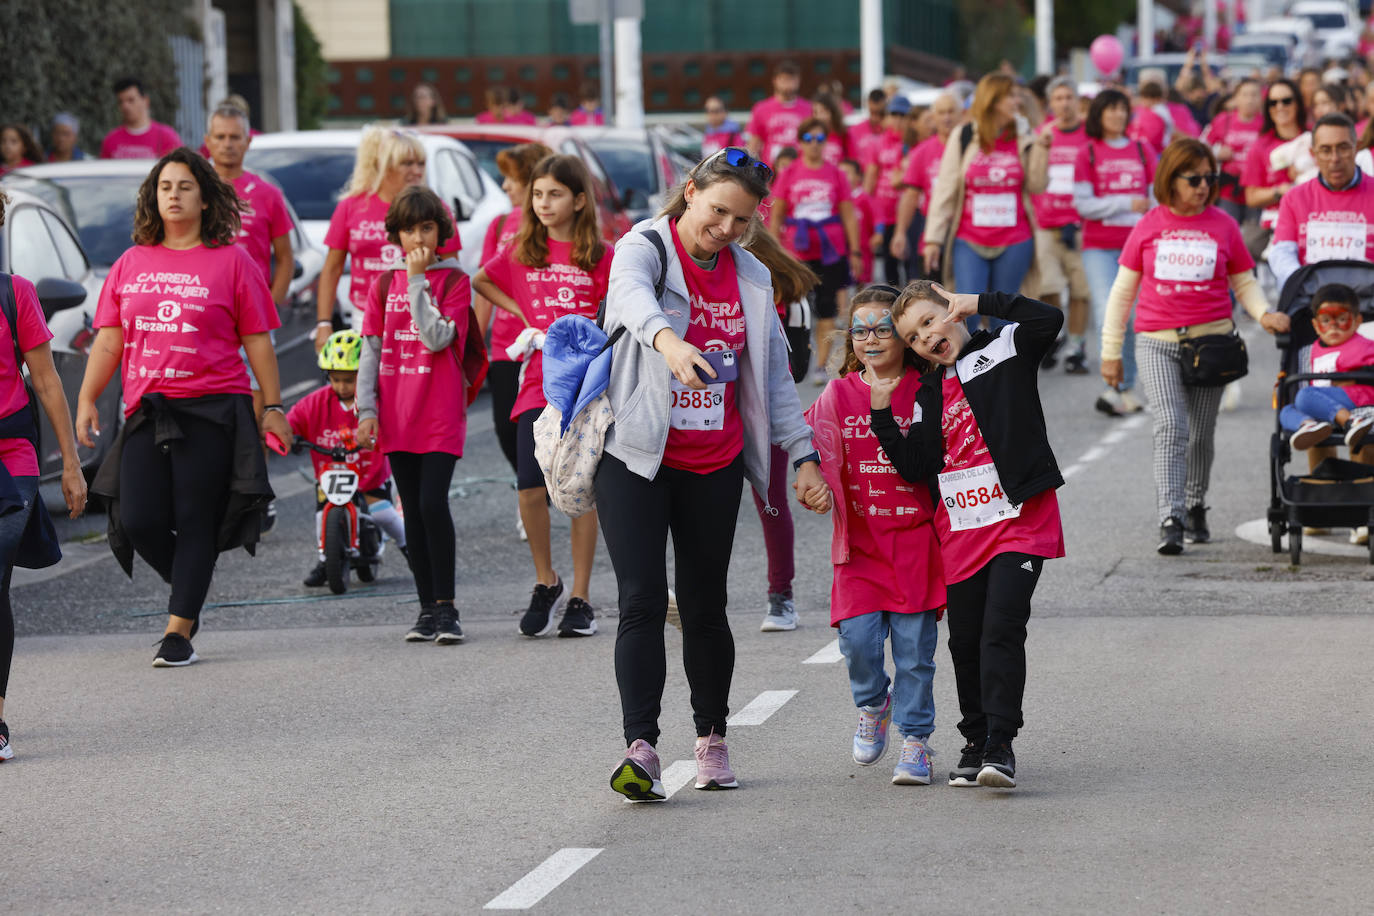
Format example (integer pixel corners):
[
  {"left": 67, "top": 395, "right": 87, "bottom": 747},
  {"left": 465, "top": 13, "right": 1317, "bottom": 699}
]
[{"left": 1153, "top": 237, "right": 1218, "bottom": 283}]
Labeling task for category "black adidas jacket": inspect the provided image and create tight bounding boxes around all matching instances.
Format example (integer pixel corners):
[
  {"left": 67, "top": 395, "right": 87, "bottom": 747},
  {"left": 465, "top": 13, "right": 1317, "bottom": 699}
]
[{"left": 872, "top": 292, "right": 1064, "bottom": 507}]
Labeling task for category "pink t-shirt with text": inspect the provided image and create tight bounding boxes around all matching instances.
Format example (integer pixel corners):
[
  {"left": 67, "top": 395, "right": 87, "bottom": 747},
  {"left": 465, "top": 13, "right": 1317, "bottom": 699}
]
[
  {"left": 285, "top": 384, "right": 390, "bottom": 491},
  {"left": 100, "top": 122, "right": 182, "bottom": 160},
  {"left": 826, "top": 370, "right": 945, "bottom": 625},
  {"left": 957, "top": 135, "right": 1031, "bottom": 247},
  {"left": 1204, "top": 110, "right": 1263, "bottom": 203},
  {"left": 480, "top": 213, "right": 523, "bottom": 362},
  {"left": 1274, "top": 174, "right": 1374, "bottom": 267},
  {"left": 324, "top": 193, "right": 461, "bottom": 313},
  {"left": 747, "top": 97, "right": 811, "bottom": 166},
  {"left": 1074, "top": 139, "right": 1156, "bottom": 250},
  {"left": 0, "top": 277, "right": 54, "bottom": 476},
  {"left": 1031, "top": 122, "right": 1088, "bottom": 230},
  {"left": 1119, "top": 205, "right": 1254, "bottom": 332},
  {"left": 230, "top": 171, "right": 292, "bottom": 287},
  {"left": 362, "top": 266, "right": 471, "bottom": 456},
  {"left": 1310, "top": 333, "right": 1374, "bottom": 406},
  {"left": 848, "top": 120, "right": 886, "bottom": 170},
  {"left": 850, "top": 186, "right": 876, "bottom": 284},
  {"left": 480, "top": 238, "right": 613, "bottom": 419},
  {"left": 662, "top": 222, "right": 745, "bottom": 474},
  {"left": 902, "top": 134, "right": 947, "bottom": 217},
  {"left": 772, "top": 160, "right": 850, "bottom": 261},
  {"left": 95, "top": 244, "right": 279, "bottom": 417},
  {"left": 936, "top": 370, "right": 1064, "bottom": 585},
  {"left": 869, "top": 131, "right": 906, "bottom": 226}
]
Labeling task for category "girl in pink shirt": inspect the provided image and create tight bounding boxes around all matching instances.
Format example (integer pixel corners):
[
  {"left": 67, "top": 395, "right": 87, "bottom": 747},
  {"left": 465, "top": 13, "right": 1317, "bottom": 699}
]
[
  {"left": 356, "top": 186, "right": 480, "bottom": 644},
  {"left": 806, "top": 285, "right": 944, "bottom": 786},
  {"left": 811, "top": 92, "right": 851, "bottom": 166},
  {"left": 1241, "top": 79, "right": 1307, "bottom": 233},
  {"left": 473, "top": 154, "right": 612, "bottom": 640},
  {"left": 78, "top": 149, "right": 287, "bottom": 668}
]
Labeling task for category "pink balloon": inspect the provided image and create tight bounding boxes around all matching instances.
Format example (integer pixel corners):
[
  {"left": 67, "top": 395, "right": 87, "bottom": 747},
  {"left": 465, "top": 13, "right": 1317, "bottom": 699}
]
[{"left": 1090, "top": 34, "right": 1125, "bottom": 75}]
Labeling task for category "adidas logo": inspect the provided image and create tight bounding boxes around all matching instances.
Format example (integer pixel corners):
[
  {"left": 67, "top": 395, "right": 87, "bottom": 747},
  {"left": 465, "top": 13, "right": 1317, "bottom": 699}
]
[
  {"left": 973, "top": 354, "right": 992, "bottom": 371},
  {"left": 1021, "top": 560, "right": 1035, "bottom": 572}
]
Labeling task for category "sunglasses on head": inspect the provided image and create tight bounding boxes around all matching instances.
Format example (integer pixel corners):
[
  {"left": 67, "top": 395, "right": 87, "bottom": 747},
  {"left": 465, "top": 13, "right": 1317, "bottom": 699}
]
[
  {"left": 800, "top": 132, "right": 828, "bottom": 143},
  {"left": 1178, "top": 172, "right": 1218, "bottom": 187},
  {"left": 1267, "top": 95, "right": 1296, "bottom": 107},
  {"left": 706, "top": 146, "right": 774, "bottom": 183}
]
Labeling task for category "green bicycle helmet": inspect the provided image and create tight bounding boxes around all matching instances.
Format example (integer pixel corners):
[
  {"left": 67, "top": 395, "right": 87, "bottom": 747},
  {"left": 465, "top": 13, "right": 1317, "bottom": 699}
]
[{"left": 318, "top": 329, "right": 362, "bottom": 372}]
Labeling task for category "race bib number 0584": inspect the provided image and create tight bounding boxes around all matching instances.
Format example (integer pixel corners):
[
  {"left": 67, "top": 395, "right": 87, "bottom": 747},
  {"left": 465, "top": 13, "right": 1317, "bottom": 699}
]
[{"left": 938, "top": 462, "right": 1020, "bottom": 532}]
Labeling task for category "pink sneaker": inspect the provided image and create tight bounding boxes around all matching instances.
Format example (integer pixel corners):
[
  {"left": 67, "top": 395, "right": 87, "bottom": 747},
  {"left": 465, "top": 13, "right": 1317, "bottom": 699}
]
[
  {"left": 694, "top": 731, "right": 739, "bottom": 789},
  {"left": 610, "top": 738, "right": 665, "bottom": 802}
]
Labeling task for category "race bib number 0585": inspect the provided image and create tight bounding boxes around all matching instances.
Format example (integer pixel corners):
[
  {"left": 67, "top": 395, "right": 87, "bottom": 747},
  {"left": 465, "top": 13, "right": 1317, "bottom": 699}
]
[{"left": 670, "top": 380, "right": 725, "bottom": 431}]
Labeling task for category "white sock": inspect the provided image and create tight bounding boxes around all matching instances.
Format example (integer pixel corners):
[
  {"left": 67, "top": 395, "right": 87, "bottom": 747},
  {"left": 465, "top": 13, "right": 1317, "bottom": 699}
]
[{"left": 314, "top": 510, "right": 325, "bottom": 561}]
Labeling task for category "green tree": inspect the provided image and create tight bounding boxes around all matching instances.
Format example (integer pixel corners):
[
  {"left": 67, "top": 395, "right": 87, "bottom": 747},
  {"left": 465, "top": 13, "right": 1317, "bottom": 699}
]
[
  {"left": 957, "top": 0, "right": 1034, "bottom": 76},
  {"left": 295, "top": 1, "right": 329, "bottom": 130},
  {"left": 1055, "top": 0, "right": 1137, "bottom": 56},
  {"left": 0, "top": 0, "right": 186, "bottom": 154}
]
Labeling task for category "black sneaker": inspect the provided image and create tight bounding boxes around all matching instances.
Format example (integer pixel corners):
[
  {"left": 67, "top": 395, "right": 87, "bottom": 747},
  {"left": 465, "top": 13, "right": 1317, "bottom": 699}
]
[
  {"left": 1063, "top": 346, "right": 1090, "bottom": 375},
  {"left": 152, "top": 633, "right": 198, "bottom": 667},
  {"left": 434, "top": 605, "right": 465, "bottom": 644},
  {"left": 977, "top": 739, "right": 1017, "bottom": 788},
  {"left": 303, "top": 561, "right": 327, "bottom": 587},
  {"left": 558, "top": 597, "right": 598, "bottom": 637},
  {"left": 949, "top": 740, "right": 982, "bottom": 787},
  {"left": 1158, "top": 516, "right": 1185, "bottom": 555},
  {"left": 1185, "top": 505, "right": 1210, "bottom": 544},
  {"left": 405, "top": 607, "right": 437, "bottom": 642},
  {"left": 0, "top": 719, "right": 12, "bottom": 762},
  {"left": 519, "top": 577, "right": 566, "bottom": 637}
]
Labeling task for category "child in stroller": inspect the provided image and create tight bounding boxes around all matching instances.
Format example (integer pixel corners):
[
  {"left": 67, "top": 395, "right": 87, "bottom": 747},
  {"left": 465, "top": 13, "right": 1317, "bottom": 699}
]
[{"left": 1281, "top": 282, "right": 1374, "bottom": 455}]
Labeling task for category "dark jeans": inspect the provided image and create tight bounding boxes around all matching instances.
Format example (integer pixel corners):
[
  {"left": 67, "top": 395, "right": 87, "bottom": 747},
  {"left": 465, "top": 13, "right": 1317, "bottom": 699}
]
[
  {"left": 944, "top": 551, "right": 1044, "bottom": 743},
  {"left": 596, "top": 451, "right": 743, "bottom": 746},
  {"left": 0, "top": 475, "right": 37, "bottom": 699},
  {"left": 488, "top": 360, "right": 521, "bottom": 473},
  {"left": 388, "top": 451, "right": 457, "bottom": 607},
  {"left": 120, "top": 415, "right": 233, "bottom": 622}
]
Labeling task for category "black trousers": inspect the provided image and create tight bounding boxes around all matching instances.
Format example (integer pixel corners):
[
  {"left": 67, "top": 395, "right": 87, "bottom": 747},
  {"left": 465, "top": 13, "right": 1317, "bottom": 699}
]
[
  {"left": 944, "top": 551, "right": 1043, "bottom": 743},
  {"left": 488, "top": 360, "right": 521, "bottom": 473},
  {"left": 119, "top": 414, "right": 233, "bottom": 622},
  {"left": 388, "top": 451, "right": 457, "bottom": 607},
  {"left": 596, "top": 451, "right": 743, "bottom": 746}
]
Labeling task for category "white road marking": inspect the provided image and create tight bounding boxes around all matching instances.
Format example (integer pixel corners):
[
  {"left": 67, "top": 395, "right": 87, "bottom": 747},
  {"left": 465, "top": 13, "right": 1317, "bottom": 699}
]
[
  {"left": 1059, "top": 414, "right": 1146, "bottom": 483},
  {"left": 728, "top": 689, "right": 798, "bottom": 726},
  {"left": 1075, "top": 445, "right": 1108, "bottom": 464},
  {"left": 1234, "top": 519, "right": 1369, "bottom": 558},
  {"left": 484, "top": 848, "right": 603, "bottom": 910},
  {"left": 803, "top": 639, "right": 843, "bottom": 664},
  {"left": 661, "top": 760, "right": 697, "bottom": 798}
]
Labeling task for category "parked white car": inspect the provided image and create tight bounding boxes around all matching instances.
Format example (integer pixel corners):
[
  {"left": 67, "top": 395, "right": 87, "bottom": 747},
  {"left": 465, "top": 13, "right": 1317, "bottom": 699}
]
[
  {"left": 1286, "top": 2, "right": 1359, "bottom": 60},
  {"left": 1248, "top": 18, "right": 1323, "bottom": 70},
  {"left": 245, "top": 130, "right": 508, "bottom": 323}
]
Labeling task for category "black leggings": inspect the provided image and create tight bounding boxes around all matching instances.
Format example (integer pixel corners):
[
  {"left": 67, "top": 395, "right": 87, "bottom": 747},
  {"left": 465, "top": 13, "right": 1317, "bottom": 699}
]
[
  {"left": 388, "top": 451, "right": 456, "bottom": 607},
  {"left": 805, "top": 258, "right": 850, "bottom": 321},
  {"left": 488, "top": 360, "right": 521, "bottom": 473},
  {"left": 0, "top": 567, "right": 12, "bottom": 699},
  {"left": 596, "top": 452, "right": 743, "bottom": 746},
  {"left": 120, "top": 415, "right": 233, "bottom": 622},
  {"left": 944, "top": 551, "right": 1044, "bottom": 744},
  {"left": 0, "top": 475, "right": 37, "bottom": 699}
]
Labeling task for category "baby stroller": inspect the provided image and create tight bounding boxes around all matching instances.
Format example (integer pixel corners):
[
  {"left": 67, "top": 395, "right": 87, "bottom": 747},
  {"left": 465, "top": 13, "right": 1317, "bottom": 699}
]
[{"left": 1267, "top": 260, "right": 1374, "bottom": 564}]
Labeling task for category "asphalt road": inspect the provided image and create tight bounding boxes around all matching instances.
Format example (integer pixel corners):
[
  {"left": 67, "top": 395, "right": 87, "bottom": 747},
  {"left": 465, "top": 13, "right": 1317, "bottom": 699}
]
[{"left": 6, "top": 317, "right": 1374, "bottom": 914}]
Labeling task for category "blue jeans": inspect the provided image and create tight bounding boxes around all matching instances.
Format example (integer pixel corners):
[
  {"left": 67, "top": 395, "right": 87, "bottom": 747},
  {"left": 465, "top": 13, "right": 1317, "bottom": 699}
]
[
  {"left": 1280, "top": 385, "right": 1358, "bottom": 431},
  {"left": 1082, "top": 246, "right": 1137, "bottom": 391},
  {"left": 837, "top": 609, "right": 938, "bottom": 739},
  {"left": 950, "top": 237, "right": 1034, "bottom": 333}
]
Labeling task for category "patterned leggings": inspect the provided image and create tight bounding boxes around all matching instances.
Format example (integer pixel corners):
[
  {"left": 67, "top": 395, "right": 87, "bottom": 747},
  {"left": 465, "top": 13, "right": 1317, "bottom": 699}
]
[{"left": 1136, "top": 334, "right": 1225, "bottom": 524}]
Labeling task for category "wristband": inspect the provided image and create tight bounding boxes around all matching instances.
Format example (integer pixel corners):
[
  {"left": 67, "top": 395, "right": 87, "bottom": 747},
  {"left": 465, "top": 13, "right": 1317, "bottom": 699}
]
[
  {"left": 793, "top": 451, "right": 820, "bottom": 471},
  {"left": 317, "top": 320, "right": 333, "bottom": 328},
  {"left": 262, "top": 404, "right": 285, "bottom": 416}
]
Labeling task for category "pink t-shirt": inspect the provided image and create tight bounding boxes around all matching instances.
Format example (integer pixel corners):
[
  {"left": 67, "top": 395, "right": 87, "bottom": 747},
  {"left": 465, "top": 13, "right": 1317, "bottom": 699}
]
[
  {"left": 851, "top": 187, "right": 876, "bottom": 284},
  {"left": 100, "top": 122, "right": 182, "bottom": 160},
  {"left": 480, "top": 238, "right": 613, "bottom": 419},
  {"left": 95, "top": 244, "right": 279, "bottom": 417},
  {"left": 480, "top": 213, "right": 523, "bottom": 363},
  {"left": 821, "top": 132, "right": 849, "bottom": 166},
  {"left": 230, "top": 171, "right": 292, "bottom": 287},
  {"left": 827, "top": 371, "right": 944, "bottom": 625},
  {"left": 1167, "top": 102, "right": 1201, "bottom": 138},
  {"left": 362, "top": 266, "right": 471, "bottom": 456},
  {"left": 1204, "top": 110, "right": 1263, "bottom": 203},
  {"left": 701, "top": 124, "right": 744, "bottom": 159},
  {"left": 902, "top": 134, "right": 947, "bottom": 217},
  {"left": 324, "top": 193, "right": 461, "bottom": 313},
  {"left": 1274, "top": 174, "right": 1374, "bottom": 267},
  {"left": 746, "top": 96, "right": 811, "bottom": 166},
  {"left": 848, "top": 120, "right": 886, "bottom": 170},
  {"left": 285, "top": 384, "right": 389, "bottom": 491},
  {"left": 1310, "top": 333, "right": 1374, "bottom": 406},
  {"left": 1119, "top": 205, "right": 1254, "bottom": 332},
  {"left": 869, "top": 131, "right": 906, "bottom": 226},
  {"left": 1031, "top": 122, "right": 1088, "bottom": 230},
  {"left": 772, "top": 160, "right": 850, "bottom": 261},
  {"left": 936, "top": 370, "right": 1064, "bottom": 585},
  {"left": 1128, "top": 107, "right": 1169, "bottom": 152},
  {"left": 1241, "top": 131, "right": 1292, "bottom": 190},
  {"left": 0, "top": 277, "right": 54, "bottom": 476},
  {"left": 570, "top": 108, "right": 605, "bottom": 126},
  {"left": 957, "top": 135, "right": 1031, "bottom": 247},
  {"left": 662, "top": 222, "right": 745, "bottom": 474},
  {"left": 1074, "top": 139, "right": 1156, "bottom": 250}
]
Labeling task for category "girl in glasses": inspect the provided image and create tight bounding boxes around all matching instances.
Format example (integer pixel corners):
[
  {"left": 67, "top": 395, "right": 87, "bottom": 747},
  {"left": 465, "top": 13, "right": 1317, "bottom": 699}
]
[
  {"left": 804, "top": 284, "right": 945, "bottom": 787},
  {"left": 1102, "top": 139, "right": 1289, "bottom": 555},
  {"left": 771, "top": 118, "right": 862, "bottom": 384}
]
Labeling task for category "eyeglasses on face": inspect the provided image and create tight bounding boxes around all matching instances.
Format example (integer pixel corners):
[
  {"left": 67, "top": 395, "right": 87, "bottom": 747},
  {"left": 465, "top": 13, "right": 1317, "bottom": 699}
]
[
  {"left": 1267, "top": 95, "right": 1297, "bottom": 108},
  {"left": 1177, "top": 172, "right": 1219, "bottom": 187},
  {"left": 800, "top": 132, "right": 828, "bottom": 144},
  {"left": 849, "top": 324, "right": 895, "bottom": 340},
  {"left": 1314, "top": 143, "right": 1355, "bottom": 158}
]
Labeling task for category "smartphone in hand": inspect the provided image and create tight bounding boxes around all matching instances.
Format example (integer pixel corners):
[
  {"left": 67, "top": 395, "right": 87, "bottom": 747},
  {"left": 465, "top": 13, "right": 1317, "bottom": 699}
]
[{"left": 695, "top": 349, "right": 738, "bottom": 384}]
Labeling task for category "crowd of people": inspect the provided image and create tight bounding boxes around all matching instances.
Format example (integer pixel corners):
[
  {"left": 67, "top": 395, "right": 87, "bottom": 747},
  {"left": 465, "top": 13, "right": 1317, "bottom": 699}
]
[{"left": 1, "top": 53, "right": 1372, "bottom": 794}]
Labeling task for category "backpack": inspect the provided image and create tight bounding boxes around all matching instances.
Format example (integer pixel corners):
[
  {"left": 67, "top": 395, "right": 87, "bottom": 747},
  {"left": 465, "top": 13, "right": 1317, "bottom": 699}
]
[
  {"left": 533, "top": 230, "right": 666, "bottom": 517},
  {"left": 377, "top": 267, "right": 489, "bottom": 405}
]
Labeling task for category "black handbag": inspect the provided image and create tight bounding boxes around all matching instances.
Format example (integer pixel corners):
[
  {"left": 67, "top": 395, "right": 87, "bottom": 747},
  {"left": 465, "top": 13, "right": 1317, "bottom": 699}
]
[{"left": 1178, "top": 331, "right": 1248, "bottom": 387}]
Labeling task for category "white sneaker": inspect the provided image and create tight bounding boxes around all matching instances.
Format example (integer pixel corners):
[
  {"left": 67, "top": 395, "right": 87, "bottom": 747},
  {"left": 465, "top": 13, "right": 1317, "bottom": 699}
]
[
  {"left": 1345, "top": 414, "right": 1373, "bottom": 453},
  {"left": 810, "top": 367, "right": 828, "bottom": 386},
  {"left": 666, "top": 588, "right": 681, "bottom": 631},
  {"left": 1290, "top": 419, "right": 1334, "bottom": 451},
  {"left": 759, "top": 593, "right": 798, "bottom": 631},
  {"left": 1095, "top": 388, "right": 1126, "bottom": 417},
  {"left": 1220, "top": 380, "right": 1242, "bottom": 412},
  {"left": 1351, "top": 526, "right": 1370, "bottom": 546},
  {"left": 1119, "top": 389, "right": 1146, "bottom": 413}
]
